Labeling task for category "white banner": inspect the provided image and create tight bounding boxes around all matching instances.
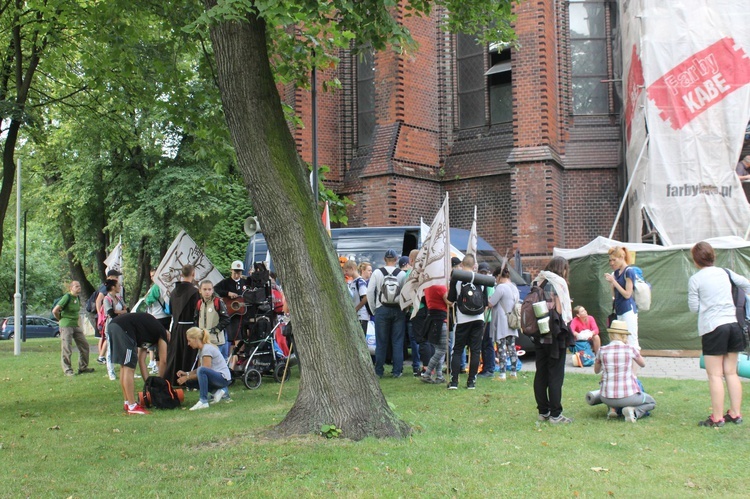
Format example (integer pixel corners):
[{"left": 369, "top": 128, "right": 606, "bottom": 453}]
[
  {"left": 466, "top": 206, "right": 478, "bottom": 260},
  {"left": 153, "top": 230, "right": 224, "bottom": 294},
  {"left": 103, "top": 240, "right": 122, "bottom": 274},
  {"left": 400, "top": 194, "right": 451, "bottom": 316},
  {"left": 621, "top": 0, "right": 750, "bottom": 244}
]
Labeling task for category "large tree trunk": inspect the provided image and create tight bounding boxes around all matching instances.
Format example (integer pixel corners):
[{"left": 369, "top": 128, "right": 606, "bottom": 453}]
[
  {"left": 204, "top": 3, "right": 410, "bottom": 440},
  {"left": 60, "top": 208, "right": 93, "bottom": 295}
]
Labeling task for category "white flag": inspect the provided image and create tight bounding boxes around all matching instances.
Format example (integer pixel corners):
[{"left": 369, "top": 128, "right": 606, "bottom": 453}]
[
  {"left": 400, "top": 194, "right": 451, "bottom": 317},
  {"left": 421, "top": 219, "right": 464, "bottom": 260},
  {"left": 466, "top": 206, "right": 478, "bottom": 260},
  {"left": 103, "top": 239, "right": 122, "bottom": 274},
  {"left": 153, "top": 230, "right": 224, "bottom": 294}
]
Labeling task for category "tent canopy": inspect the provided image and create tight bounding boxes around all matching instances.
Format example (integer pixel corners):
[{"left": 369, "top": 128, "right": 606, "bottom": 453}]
[{"left": 554, "top": 236, "right": 750, "bottom": 350}]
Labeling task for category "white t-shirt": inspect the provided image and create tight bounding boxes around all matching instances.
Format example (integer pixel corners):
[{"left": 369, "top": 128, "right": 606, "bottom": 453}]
[
  {"left": 348, "top": 277, "right": 369, "bottom": 321},
  {"left": 199, "top": 343, "right": 231, "bottom": 381}
]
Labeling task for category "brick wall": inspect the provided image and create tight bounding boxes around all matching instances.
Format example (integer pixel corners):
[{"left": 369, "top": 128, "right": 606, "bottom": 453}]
[{"left": 277, "top": 1, "right": 626, "bottom": 272}]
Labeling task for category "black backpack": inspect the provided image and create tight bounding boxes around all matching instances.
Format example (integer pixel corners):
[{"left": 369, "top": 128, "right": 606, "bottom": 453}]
[
  {"left": 456, "top": 276, "right": 485, "bottom": 315},
  {"left": 85, "top": 289, "right": 100, "bottom": 314},
  {"left": 141, "top": 376, "right": 181, "bottom": 409},
  {"left": 724, "top": 269, "right": 748, "bottom": 332}
]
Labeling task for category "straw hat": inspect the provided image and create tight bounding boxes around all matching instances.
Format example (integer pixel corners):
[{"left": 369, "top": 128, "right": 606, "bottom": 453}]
[{"left": 607, "top": 320, "right": 631, "bottom": 335}]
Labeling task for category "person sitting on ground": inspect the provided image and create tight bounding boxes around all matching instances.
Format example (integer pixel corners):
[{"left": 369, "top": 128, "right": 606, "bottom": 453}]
[
  {"left": 570, "top": 305, "right": 601, "bottom": 354},
  {"left": 107, "top": 312, "right": 169, "bottom": 415},
  {"left": 594, "top": 320, "right": 655, "bottom": 423},
  {"left": 176, "top": 327, "right": 232, "bottom": 410},
  {"left": 420, "top": 283, "right": 449, "bottom": 384}
]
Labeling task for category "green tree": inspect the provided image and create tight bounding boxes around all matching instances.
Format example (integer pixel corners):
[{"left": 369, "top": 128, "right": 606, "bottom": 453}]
[{"left": 199, "top": 0, "right": 514, "bottom": 439}]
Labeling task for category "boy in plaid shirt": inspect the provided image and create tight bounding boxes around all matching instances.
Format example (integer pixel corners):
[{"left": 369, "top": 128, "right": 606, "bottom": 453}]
[{"left": 594, "top": 320, "right": 655, "bottom": 422}]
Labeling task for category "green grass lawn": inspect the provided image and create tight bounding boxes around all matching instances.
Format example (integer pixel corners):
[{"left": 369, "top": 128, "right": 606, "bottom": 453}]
[{"left": 1, "top": 338, "right": 748, "bottom": 498}]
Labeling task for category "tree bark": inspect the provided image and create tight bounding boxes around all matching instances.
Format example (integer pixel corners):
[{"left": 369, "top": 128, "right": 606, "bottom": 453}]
[
  {"left": 59, "top": 208, "right": 93, "bottom": 295},
  {"left": 203, "top": 3, "right": 410, "bottom": 440}
]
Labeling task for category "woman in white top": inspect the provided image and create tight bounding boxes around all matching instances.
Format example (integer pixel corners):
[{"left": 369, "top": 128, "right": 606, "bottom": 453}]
[
  {"left": 177, "top": 327, "right": 232, "bottom": 411},
  {"left": 688, "top": 241, "right": 750, "bottom": 427}
]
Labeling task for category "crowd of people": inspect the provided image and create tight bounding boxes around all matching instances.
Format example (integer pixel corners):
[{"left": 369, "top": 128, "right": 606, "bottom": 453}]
[
  {"left": 339, "top": 242, "right": 745, "bottom": 426},
  {"left": 52, "top": 239, "right": 746, "bottom": 425}
]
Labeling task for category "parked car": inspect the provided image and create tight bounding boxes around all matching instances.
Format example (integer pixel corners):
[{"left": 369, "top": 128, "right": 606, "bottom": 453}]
[{"left": 0, "top": 316, "right": 61, "bottom": 340}]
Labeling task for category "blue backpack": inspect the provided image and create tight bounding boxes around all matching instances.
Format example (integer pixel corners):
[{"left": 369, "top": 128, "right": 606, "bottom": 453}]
[{"left": 571, "top": 340, "right": 595, "bottom": 367}]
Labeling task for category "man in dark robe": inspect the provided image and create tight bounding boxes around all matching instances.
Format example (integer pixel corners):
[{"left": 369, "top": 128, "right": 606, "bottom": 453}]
[{"left": 163, "top": 264, "right": 200, "bottom": 384}]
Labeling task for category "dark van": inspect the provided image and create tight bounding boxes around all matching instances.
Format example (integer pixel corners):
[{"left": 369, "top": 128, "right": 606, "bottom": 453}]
[
  {"left": 245, "top": 225, "right": 528, "bottom": 290},
  {"left": 246, "top": 225, "right": 533, "bottom": 355}
]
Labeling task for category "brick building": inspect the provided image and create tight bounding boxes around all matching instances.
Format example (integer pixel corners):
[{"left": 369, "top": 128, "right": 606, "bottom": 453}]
[{"left": 288, "top": 0, "right": 623, "bottom": 272}]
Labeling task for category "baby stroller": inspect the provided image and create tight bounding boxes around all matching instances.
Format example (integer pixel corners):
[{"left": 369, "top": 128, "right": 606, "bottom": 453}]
[{"left": 230, "top": 311, "right": 296, "bottom": 390}]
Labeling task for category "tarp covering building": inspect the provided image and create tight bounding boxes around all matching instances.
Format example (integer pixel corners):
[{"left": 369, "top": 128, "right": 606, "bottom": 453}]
[
  {"left": 621, "top": 0, "right": 750, "bottom": 244},
  {"left": 554, "top": 236, "right": 750, "bottom": 350}
]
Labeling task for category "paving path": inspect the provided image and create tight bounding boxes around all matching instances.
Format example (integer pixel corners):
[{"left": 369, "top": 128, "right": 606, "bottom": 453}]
[{"left": 520, "top": 353, "right": 729, "bottom": 381}]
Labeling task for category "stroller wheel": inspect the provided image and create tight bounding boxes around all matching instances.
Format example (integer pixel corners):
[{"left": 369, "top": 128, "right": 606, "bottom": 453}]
[
  {"left": 243, "top": 368, "right": 262, "bottom": 390},
  {"left": 273, "top": 362, "right": 291, "bottom": 383}
]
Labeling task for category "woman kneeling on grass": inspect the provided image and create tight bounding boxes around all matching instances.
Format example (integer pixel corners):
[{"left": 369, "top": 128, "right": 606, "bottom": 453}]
[
  {"left": 594, "top": 320, "right": 655, "bottom": 422},
  {"left": 688, "top": 241, "right": 749, "bottom": 427},
  {"left": 177, "top": 327, "right": 232, "bottom": 411}
]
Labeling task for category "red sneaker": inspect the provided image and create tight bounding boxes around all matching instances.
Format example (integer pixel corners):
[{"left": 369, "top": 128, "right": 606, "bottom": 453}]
[{"left": 127, "top": 404, "right": 150, "bottom": 415}]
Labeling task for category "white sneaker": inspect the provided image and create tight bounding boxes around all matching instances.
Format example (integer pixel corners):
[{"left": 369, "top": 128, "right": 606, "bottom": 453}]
[
  {"left": 190, "top": 400, "right": 209, "bottom": 411},
  {"left": 623, "top": 406, "right": 637, "bottom": 423},
  {"left": 510, "top": 371, "right": 517, "bottom": 379},
  {"left": 213, "top": 388, "right": 228, "bottom": 404},
  {"left": 108, "top": 373, "right": 116, "bottom": 381},
  {"left": 496, "top": 372, "right": 506, "bottom": 381}
]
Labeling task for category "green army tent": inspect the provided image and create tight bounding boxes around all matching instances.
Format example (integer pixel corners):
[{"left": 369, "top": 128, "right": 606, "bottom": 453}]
[{"left": 553, "top": 236, "right": 750, "bottom": 351}]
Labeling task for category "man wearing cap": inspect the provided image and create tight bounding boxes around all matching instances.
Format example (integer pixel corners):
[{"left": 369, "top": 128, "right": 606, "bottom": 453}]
[
  {"left": 594, "top": 320, "right": 655, "bottom": 422},
  {"left": 366, "top": 249, "right": 408, "bottom": 378},
  {"left": 215, "top": 260, "right": 249, "bottom": 347}
]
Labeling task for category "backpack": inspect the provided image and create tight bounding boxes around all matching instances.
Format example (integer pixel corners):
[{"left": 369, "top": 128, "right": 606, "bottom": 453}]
[
  {"left": 85, "top": 289, "right": 100, "bottom": 314},
  {"left": 628, "top": 266, "right": 651, "bottom": 312},
  {"left": 97, "top": 295, "right": 114, "bottom": 332},
  {"left": 506, "top": 301, "right": 522, "bottom": 330},
  {"left": 271, "top": 288, "right": 285, "bottom": 313},
  {"left": 519, "top": 280, "right": 554, "bottom": 337},
  {"left": 378, "top": 267, "right": 402, "bottom": 306},
  {"left": 195, "top": 296, "right": 222, "bottom": 313},
  {"left": 570, "top": 340, "right": 595, "bottom": 367},
  {"left": 52, "top": 294, "right": 68, "bottom": 319},
  {"left": 724, "top": 268, "right": 748, "bottom": 333},
  {"left": 141, "top": 376, "right": 181, "bottom": 409},
  {"left": 456, "top": 275, "right": 485, "bottom": 315}
]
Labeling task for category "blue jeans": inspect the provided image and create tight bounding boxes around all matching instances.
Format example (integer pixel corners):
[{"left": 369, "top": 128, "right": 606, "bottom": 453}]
[
  {"left": 406, "top": 317, "right": 421, "bottom": 371},
  {"left": 480, "top": 322, "right": 496, "bottom": 373},
  {"left": 374, "top": 306, "right": 406, "bottom": 376},
  {"left": 218, "top": 341, "right": 230, "bottom": 360},
  {"left": 187, "top": 366, "right": 230, "bottom": 403}
]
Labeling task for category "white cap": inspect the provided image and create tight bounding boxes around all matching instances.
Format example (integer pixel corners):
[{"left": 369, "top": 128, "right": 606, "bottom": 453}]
[{"left": 231, "top": 260, "right": 244, "bottom": 271}]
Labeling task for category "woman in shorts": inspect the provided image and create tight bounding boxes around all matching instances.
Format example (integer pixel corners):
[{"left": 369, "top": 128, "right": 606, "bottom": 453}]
[{"left": 688, "top": 241, "right": 750, "bottom": 427}]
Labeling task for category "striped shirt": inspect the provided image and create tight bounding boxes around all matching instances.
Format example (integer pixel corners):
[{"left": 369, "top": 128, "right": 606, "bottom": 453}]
[{"left": 598, "top": 341, "right": 640, "bottom": 399}]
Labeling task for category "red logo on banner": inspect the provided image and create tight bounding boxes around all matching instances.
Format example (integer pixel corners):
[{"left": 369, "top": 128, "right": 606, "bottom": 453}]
[
  {"left": 647, "top": 37, "right": 750, "bottom": 130},
  {"left": 625, "top": 45, "right": 644, "bottom": 142}
]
